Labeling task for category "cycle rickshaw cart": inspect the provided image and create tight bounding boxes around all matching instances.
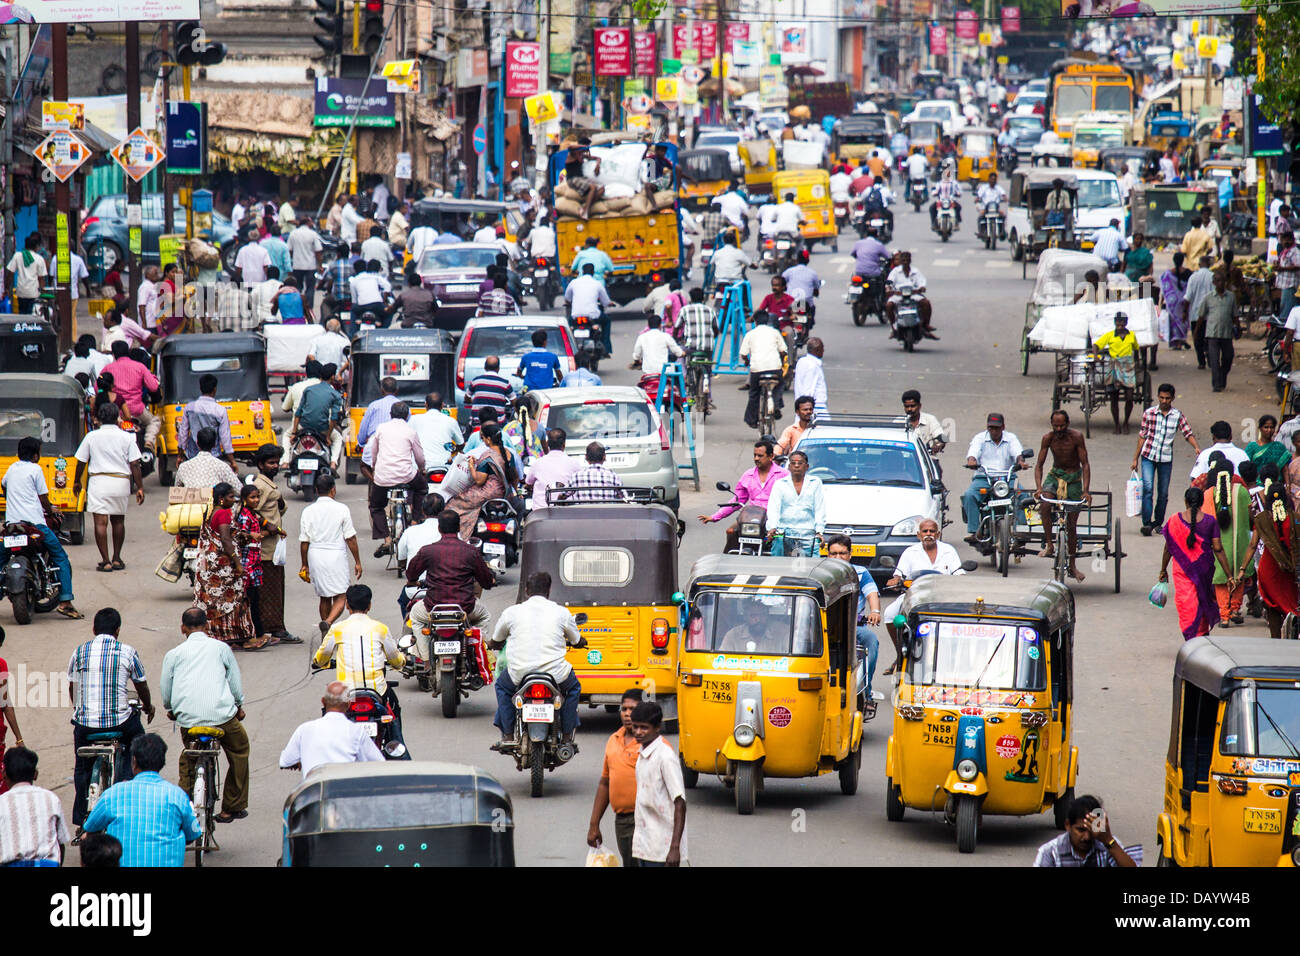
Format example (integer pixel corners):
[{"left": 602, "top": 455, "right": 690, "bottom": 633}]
[
  {"left": 1019, "top": 249, "right": 1109, "bottom": 377},
  {"left": 1008, "top": 489, "right": 1126, "bottom": 593}
]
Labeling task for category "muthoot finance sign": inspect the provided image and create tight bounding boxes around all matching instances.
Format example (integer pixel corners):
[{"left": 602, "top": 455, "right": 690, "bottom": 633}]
[{"left": 314, "top": 77, "right": 396, "bottom": 128}]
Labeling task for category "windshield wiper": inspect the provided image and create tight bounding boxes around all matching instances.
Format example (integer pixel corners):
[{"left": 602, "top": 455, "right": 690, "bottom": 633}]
[
  {"left": 970, "top": 634, "right": 1009, "bottom": 690},
  {"left": 867, "top": 478, "right": 923, "bottom": 487},
  {"left": 1256, "top": 700, "right": 1300, "bottom": 758}
]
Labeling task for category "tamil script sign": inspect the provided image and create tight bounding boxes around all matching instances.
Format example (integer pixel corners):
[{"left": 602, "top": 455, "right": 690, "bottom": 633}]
[
  {"left": 505, "top": 41, "right": 541, "bottom": 98},
  {"left": 313, "top": 77, "right": 395, "bottom": 128},
  {"left": 0, "top": 0, "right": 197, "bottom": 22},
  {"left": 1059, "top": 0, "right": 1246, "bottom": 15},
  {"left": 593, "top": 27, "right": 631, "bottom": 77}
]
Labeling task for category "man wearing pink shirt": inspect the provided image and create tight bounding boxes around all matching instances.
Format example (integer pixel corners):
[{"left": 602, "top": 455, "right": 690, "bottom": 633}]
[
  {"left": 698, "top": 438, "right": 788, "bottom": 526},
  {"left": 361, "top": 402, "right": 427, "bottom": 557},
  {"left": 525, "top": 428, "right": 581, "bottom": 511},
  {"left": 101, "top": 341, "right": 161, "bottom": 453}
]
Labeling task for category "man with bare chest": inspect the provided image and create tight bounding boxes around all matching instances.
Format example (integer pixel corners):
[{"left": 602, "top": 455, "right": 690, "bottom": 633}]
[{"left": 1034, "top": 410, "right": 1091, "bottom": 582}]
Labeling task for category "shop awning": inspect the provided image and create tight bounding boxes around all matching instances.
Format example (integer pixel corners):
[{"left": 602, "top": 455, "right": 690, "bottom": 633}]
[{"left": 202, "top": 90, "right": 343, "bottom": 175}]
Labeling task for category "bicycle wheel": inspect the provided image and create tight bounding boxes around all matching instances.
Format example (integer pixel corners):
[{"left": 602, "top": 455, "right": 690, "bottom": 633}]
[
  {"left": 86, "top": 754, "right": 112, "bottom": 814},
  {"left": 997, "top": 516, "right": 1010, "bottom": 577},
  {"left": 192, "top": 763, "right": 207, "bottom": 867},
  {"left": 1053, "top": 525, "right": 1068, "bottom": 584},
  {"left": 700, "top": 371, "right": 711, "bottom": 423}
]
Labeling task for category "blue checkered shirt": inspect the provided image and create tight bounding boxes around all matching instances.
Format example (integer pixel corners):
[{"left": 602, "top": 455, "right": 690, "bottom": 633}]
[
  {"left": 81, "top": 772, "right": 201, "bottom": 868},
  {"left": 67, "top": 636, "right": 146, "bottom": 729}
]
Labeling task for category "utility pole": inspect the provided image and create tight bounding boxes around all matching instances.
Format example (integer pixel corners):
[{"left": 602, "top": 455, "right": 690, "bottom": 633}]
[
  {"left": 160, "top": 23, "right": 173, "bottom": 255},
  {"left": 0, "top": 35, "right": 13, "bottom": 273},
  {"left": 52, "top": 25, "right": 71, "bottom": 350},
  {"left": 717, "top": 0, "right": 727, "bottom": 122},
  {"left": 126, "top": 22, "right": 141, "bottom": 309},
  {"left": 1256, "top": 14, "right": 1265, "bottom": 241}
]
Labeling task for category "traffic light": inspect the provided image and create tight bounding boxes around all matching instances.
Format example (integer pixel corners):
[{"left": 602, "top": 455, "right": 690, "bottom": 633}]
[
  {"left": 174, "top": 20, "right": 226, "bottom": 66},
  {"left": 313, "top": 0, "right": 344, "bottom": 55},
  {"left": 361, "top": 0, "right": 385, "bottom": 56}
]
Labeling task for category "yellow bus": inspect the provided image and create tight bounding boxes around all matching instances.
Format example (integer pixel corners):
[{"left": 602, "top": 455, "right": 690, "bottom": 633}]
[{"left": 1047, "top": 61, "right": 1136, "bottom": 141}]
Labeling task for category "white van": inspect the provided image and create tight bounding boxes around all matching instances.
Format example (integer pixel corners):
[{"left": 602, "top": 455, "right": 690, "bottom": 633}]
[
  {"left": 903, "top": 99, "right": 963, "bottom": 136},
  {"left": 1068, "top": 167, "right": 1126, "bottom": 248}
]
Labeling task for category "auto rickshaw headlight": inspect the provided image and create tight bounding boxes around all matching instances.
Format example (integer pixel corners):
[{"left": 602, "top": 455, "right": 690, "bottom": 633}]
[
  {"left": 733, "top": 723, "right": 757, "bottom": 747},
  {"left": 992, "top": 479, "right": 1011, "bottom": 498},
  {"left": 957, "top": 758, "right": 979, "bottom": 782}
]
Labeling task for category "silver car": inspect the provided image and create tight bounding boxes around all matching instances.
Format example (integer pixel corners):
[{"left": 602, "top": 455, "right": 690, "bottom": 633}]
[{"left": 525, "top": 385, "right": 679, "bottom": 512}]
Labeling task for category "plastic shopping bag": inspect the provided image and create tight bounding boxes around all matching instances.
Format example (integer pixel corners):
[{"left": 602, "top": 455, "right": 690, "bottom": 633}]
[
  {"left": 272, "top": 536, "right": 287, "bottom": 567},
  {"left": 1148, "top": 582, "right": 1169, "bottom": 609},
  {"left": 585, "top": 845, "right": 621, "bottom": 867},
  {"left": 1125, "top": 471, "right": 1142, "bottom": 518}
]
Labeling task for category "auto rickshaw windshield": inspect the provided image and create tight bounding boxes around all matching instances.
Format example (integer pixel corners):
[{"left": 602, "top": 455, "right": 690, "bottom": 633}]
[
  {"left": 686, "top": 591, "right": 821, "bottom": 657},
  {"left": 0, "top": 400, "right": 80, "bottom": 455},
  {"left": 907, "top": 620, "right": 1046, "bottom": 690},
  {"left": 1219, "top": 683, "right": 1300, "bottom": 759},
  {"left": 961, "top": 132, "right": 994, "bottom": 155},
  {"left": 162, "top": 354, "right": 267, "bottom": 402}
]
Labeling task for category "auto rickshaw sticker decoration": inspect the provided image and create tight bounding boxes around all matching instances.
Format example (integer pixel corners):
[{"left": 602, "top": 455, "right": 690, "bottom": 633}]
[
  {"left": 1005, "top": 729, "right": 1040, "bottom": 783},
  {"left": 586, "top": 649, "right": 602, "bottom": 665},
  {"left": 995, "top": 734, "right": 1021, "bottom": 759},
  {"left": 767, "top": 706, "right": 792, "bottom": 728},
  {"left": 53, "top": 458, "right": 67, "bottom": 488}
]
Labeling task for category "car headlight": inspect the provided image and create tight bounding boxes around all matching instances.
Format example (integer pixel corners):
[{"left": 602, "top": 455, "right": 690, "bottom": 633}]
[
  {"left": 957, "top": 758, "right": 979, "bottom": 782},
  {"left": 733, "top": 723, "right": 757, "bottom": 747},
  {"left": 992, "top": 479, "right": 1010, "bottom": 498},
  {"left": 891, "top": 516, "right": 923, "bottom": 537}
]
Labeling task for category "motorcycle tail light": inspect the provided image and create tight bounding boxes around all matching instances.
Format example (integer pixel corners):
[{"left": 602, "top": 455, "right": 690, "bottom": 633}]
[
  {"left": 851, "top": 275, "right": 864, "bottom": 286},
  {"left": 350, "top": 697, "right": 377, "bottom": 716},
  {"left": 486, "top": 522, "right": 507, "bottom": 533},
  {"left": 430, "top": 471, "right": 444, "bottom": 483},
  {"left": 536, "top": 257, "right": 547, "bottom": 268},
  {"left": 764, "top": 239, "right": 774, "bottom": 249},
  {"left": 651, "top": 272, "right": 661, "bottom": 283},
  {"left": 525, "top": 682, "right": 551, "bottom": 700},
  {"left": 651, "top": 617, "right": 670, "bottom": 649}
]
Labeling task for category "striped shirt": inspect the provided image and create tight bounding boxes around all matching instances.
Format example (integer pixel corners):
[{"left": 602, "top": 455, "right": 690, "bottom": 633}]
[
  {"left": 159, "top": 631, "right": 243, "bottom": 728},
  {"left": 466, "top": 372, "right": 515, "bottom": 420},
  {"left": 81, "top": 771, "right": 201, "bottom": 868},
  {"left": 1033, "top": 831, "right": 1119, "bottom": 867},
  {"left": 0, "top": 783, "right": 68, "bottom": 864},
  {"left": 566, "top": 463, "right": 624, "bottom": 502},
  {"left": 677, "top": 303, "right": 717, "bottom": 352},
  {"left": 1138, "top": 406, "right": 1195, "bottom": 464},
  {"left": 67, "top": 636, "right": 147, "bottom": 729}
]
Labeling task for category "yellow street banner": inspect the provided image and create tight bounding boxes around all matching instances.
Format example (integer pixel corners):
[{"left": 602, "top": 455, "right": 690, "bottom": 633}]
[
  {"left": 42, "top": 102, "right": 84, "bottom": 131},
  {"left": 382, "top": 59, "right": 420, "bottom": 93},
  {"left": 1172, "top": 50, "right": 1185, "bottom": 70},
  {"left": 524, "top": 91, "right": 560, "bottom": 124},
  {"left": 1196, "top": 35, "right": 1218, "bottom": 58},
  {"left": 656, "top": 77, "right": 679, "bottom": 103},
  {"left": 627, "top": 113, "right": 652, "bottom": 131},
  {"left": 978, "top": 31, "right": 993, "bottom": 46},
  {"left": 680, "top": 82, "right": 698, "bottom": 106}
]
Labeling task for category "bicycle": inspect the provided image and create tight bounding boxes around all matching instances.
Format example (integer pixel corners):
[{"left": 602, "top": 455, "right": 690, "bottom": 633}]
[
  {"left": 385, "top": 488, "right": 409, "bottom": 574},
  {"left": 756, "top": 370, "right": 782, "bottom": 438},
  {"left": 1039, "top": 495, "right": 1088, "bottom": 585},
  {"left": 685, "top": 350, "right": 713, "bottom": 422},
  {"left": 76, "top": 700, "right": 143, "bottom": 817},
  {"left": 183, "top": 725, "right": 224, "bottom": 867}
]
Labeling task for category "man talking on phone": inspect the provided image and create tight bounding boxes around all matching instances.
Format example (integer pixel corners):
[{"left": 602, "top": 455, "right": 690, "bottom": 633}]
[{"left": 1033, "top": 794, "right": 1137, "bottom": 867}]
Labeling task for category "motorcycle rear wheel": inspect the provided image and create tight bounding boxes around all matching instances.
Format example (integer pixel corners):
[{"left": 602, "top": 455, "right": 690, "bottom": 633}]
[
  {"left": 440, "top": 672, "right": 459, "bottom": 718},
  {"left": 10, "top": 590, "right": 31, "bottom": 625},
  {"left": 529, "top": 747, "right": 545, "bottom": 798}
]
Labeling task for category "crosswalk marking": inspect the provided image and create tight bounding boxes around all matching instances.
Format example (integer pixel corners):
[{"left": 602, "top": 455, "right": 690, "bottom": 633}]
[
  {"left": 984, "top": 260, "right": 1012, "bottom": 268},
  {"left": 932, "top": 258, "right": 961, "bottom": 267}
]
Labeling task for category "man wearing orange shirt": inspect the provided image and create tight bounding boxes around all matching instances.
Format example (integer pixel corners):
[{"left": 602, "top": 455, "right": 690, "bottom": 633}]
[{"left": 585, "top": 688, "right": 643, "bottom": 866}]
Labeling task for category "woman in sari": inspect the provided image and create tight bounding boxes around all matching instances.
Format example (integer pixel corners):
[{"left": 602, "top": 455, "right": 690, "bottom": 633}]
[
  {"left": 1241, "top": 479, "right": 1300, "bottom": 639},
  {"left": 1247, "top": 414, "right": 1293, "bottom": 472},
  {"left": 1159, "top": 250, "right": 1190, "bottom": 349},
  {"left": 1160, "top": 486, "right": 1234, "bottom": 640},
  {"left": 447, "top": 423, "right": 517, "bottom": 540},
  {"left": 232, "top": 484, "right": 271, "bottom": 645},
  {"left": 1284, "top": 433, "right": 1300, "bottom": 507},
  {"left": 194, "top": 482, "right": 263, "bottom": 649},
  {"left": 1203, "top": 458, "right": 1252, "bottom": 626}
]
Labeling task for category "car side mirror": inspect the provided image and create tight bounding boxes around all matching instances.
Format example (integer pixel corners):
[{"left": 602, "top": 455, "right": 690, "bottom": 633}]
[{"left": 573, "top": 612, "right": 589, "bottom": 625}]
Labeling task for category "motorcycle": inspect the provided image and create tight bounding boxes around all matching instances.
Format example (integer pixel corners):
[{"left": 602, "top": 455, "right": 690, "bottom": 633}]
[
  {"left": 714, "top": 483, "right": 767, "bottom": 555},
  {"left": 0, "top": 521, "right": 62, "bottom": 625},
  {"left": 965, "top": 451, "right": 1035, "bottom": 577},
  {"left": 398, "top": 602, "right": 492, "bottom": 718},
  {"left": 1266, "top": 313, "right": 1290, "bottom": 371},
  {"left": 346, "top": 687, "right": 408, "bottom": 758},
  {"left": 759, "top": 236, "right": 778, "bottom": 274},
  {"left": 893, "top": 290, "right": 925, "bottom": 352},
  {"left": 497, "top": 613, "right": 588, "bottom": 798},
  {"left": 848, "top": 273, "right": 888, "bottom": 327},
  {"left": 935, "top": 199, "right": 957, "bottom": 242},
  {"left": 772, "top": 231, "right": 801, "bottom": 273},
  {"left": 474, "top": 497, "right": 522, "bottom": 569},
  {"left": 998, "top": 143, "right": 1018, "bottom": 175},
  {"left": 519, "top": 256, "right": 558, "bottom": 311},
  {"left": 570, "top": 313, "right": 603, "bottom": 370},
  {"left": 176, "top": 525, "right": 202, "bottom": 588},
  {"left": 977, "top": 202, "right": 1006, "bottom": 251},
  {"left": 833, "top": 199, "right": 851, "bottom": 232},
  {"left": 909, "top": 176, "right": 928, "bottom": 212},
  {"left": 285, "top": 431, "right": 333, "bottom": 501}
]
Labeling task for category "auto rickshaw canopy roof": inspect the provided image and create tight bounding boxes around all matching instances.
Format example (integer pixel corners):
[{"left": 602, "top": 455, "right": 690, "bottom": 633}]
[
  {"left": 518, "top": 501, "right": 678, "bottom": 605},
  {"left": 0, "top": 372, "right": 86, "bottom": 402},
  {"left": 1175, "top": 636, "right": 1300, "bottom": 699},
  {"left": 156, "top": 332, "right": 269, "bottom": 402},
  {"left": 351, "top": 328, "right": 456, "bottom": 355},
  {"left": 0, "top": 373, "right": 86, "bottom": 455},
  {"left": 678, "top": 148, "right": 732, "bottom": 183},
  {"left": 687, "top": 554, "right": 860, "bottom": 608},
  {"left": 901, "top": 576, "right": 1074, "bottom": 632}
]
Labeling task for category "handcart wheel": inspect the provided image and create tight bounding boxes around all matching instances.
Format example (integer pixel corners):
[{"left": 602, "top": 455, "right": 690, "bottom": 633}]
[
  {"left": 1020, "top": 328, "right": 1031, "bottom": 376},
  {"left": 1113, "top": 519, "right": 1123, "bottom": 594},
  {"left": 1082, "top": 383, "right": 1092, "bottom": 438}
]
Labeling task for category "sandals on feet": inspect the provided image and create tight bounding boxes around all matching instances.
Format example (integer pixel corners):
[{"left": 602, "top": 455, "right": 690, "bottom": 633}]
[
  {"left": 110, "top": 559, "right": 125, "bottom": 570},
  {"left": 96, "top": 561, "right": 114, "bottom": 572}
]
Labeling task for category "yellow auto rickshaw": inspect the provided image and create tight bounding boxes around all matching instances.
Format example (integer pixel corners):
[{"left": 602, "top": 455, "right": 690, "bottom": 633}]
[
  {"left": 771, "top": 168, "right": 838, "bottom": 252},
  {"left": 886, "top": 576, "right": 1077, "bottom": 853},
  {"left": 1156, "top": 636, "right": 1300, "bottom": 868},
  {"left": 740, "top": 139, "right": 778, "bottom": 202},
  {"left": 153, "top": 333, "right": 275, "bottom": 486},
  {"left": 678, "top": 148, "right": 733, "bottom": 211},
  {"left": 676, "top": 554, "right": 864, "bottom": 815},
  {"left": 956, "top": 126, "right": 999, "bottom": 184},
  {"left": 0, "top": 374, "right": 88, "bottom": 543},
  {"left": 520, "top": 488, "right": 681, "bottom": 711},
  {"left": 343, "top": 328, "right": 457, "bottom": 485},
  {"left": 903, "top": 118, "right": 942, "bottom": 167}
]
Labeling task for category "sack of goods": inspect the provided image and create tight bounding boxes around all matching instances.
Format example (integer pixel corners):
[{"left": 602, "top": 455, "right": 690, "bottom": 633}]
[{"left": 554, "top": 143, "right": 678, "bottom": 221}]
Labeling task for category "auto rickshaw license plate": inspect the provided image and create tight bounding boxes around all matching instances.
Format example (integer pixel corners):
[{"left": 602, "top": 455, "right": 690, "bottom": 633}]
[
  {"left": 1243, "top": 807, "right": 1282, "bottom": 833},
  {"left": 703, "top": 679, "right": 733, "bottom": 703},
  {"left": 922, "top": 722, "right": 955, "bottom": 747},
  {"left": 851, "top": 544, "right": 876, "bottom": 557}
]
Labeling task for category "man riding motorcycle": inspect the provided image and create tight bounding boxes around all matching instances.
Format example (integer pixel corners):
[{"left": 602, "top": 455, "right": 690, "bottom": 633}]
[
  {"left": 781, "top": 249, "right": 821, "bottom": 325},
  {"left": 772, "top": 191, "right": 807, "bottom": 256},
  {"left": 885, "top": 250, "right": 938, "bottom": 339},
  {"left": 858, "top": 177, "right": 895, "bottom": 238},
  {"left": 850, "top": 227, "right": 891, "bottom": 315},
  {"left": 904, "top": 147, "right": 929, "bottom": 204},
  {"left": 709, "top": 229, "right": 753, "bottom": 293},
  {"left": 961, "top": 412, "right": 1025, "bottom": 544},
  {"left": 975, "top": 172, "right": 1008, "bottom": 239},
  {"left": 403, "top": 510, "right": 496, "bottom": 662},
  {"left": 930, "top": 165, "right": 963, "bottom": 232}
]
